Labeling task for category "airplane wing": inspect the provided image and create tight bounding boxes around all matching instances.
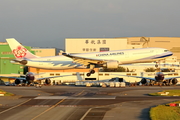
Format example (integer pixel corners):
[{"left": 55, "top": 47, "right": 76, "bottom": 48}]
[
  {"left": 164, "top": 76, "right": 180, "bottom": 80},
  {"left": 0, "top": 76, "right": 26, "bottom": 80},
  {"left": 132, "top": 76, "right": 156, "bottom": 81},
  {"left": 36, "top": 75, "right": 72, "bottom": 80},
  {"left": 111, "top": 74, "right": 156, "bottom": 81},
  {"left": 62, "top": 53, "right": 107, "bottom": 65},
  {"left": 0, "top": 74, "right": 71, "bottom": 81}
]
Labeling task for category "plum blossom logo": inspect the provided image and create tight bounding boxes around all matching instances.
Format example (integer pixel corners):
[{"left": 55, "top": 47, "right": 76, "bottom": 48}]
[{"left": 13, "top": 46, "right": 27, "bottom": 58}]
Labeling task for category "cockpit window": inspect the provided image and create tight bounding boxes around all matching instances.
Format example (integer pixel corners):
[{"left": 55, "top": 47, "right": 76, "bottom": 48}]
[{"left": 164, "top": 50, "right": 169, "bottom": 52}]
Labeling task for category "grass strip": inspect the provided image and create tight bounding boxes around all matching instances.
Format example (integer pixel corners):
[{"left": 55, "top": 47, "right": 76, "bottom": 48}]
[
  {"left": 149, "top": 90, "right": 180, "bottom": 96},
  {"left": 0, "top": 89, "right": 14, "bottom": 96},
  {"left": 150, "top": 101, "right": 180, "bottom": 120}
]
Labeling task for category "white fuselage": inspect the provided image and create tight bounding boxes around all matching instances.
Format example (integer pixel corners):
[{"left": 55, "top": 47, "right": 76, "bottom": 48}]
[{"left": 13, "top": 48, "right": 173, "bottom": 69}]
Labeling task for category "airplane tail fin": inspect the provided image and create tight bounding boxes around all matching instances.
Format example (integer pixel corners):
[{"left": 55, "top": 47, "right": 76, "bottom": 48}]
[{"left": 6, "top": 38, "right": 38, "bottom": 59}]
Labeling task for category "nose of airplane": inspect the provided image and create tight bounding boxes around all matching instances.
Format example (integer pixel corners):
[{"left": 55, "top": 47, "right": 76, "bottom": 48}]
[
  {"left": 168, "top": 51, "right": 173, "bottom": 56},
  {"left": 169, "top": 51, "right": 173, "bottom": 55}
]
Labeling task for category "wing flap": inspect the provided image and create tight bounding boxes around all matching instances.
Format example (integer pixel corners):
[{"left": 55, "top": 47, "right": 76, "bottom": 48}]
[{"left": 0, "top": 76, "right": 26, "bottom": 80}]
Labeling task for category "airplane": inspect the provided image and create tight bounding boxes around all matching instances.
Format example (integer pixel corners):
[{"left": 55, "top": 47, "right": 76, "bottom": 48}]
[
  {"left": 0, "top": 72, "right": 67, "bottom": 86},
  {"left": 112, "top": 72, "right": 180, "bottom": 86},
  {"left": 6, "top": 38, "right": 173, "bottom": 77}
]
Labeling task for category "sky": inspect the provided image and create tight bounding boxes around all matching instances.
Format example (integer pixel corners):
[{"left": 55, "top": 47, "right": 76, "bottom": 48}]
[{"left": 0, "top": 0, "right": 180, "bottom": 49}]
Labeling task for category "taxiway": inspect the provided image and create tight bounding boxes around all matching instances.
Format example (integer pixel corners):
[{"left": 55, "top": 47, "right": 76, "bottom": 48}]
[{"left": 0, "top": 85, "right": 180, "bottom": 120}]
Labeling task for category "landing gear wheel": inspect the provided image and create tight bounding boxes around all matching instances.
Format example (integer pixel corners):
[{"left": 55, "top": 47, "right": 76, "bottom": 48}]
[
  {"left": 90, "top": 70, "right": 95, "bottom": 74},
  {"left": 86, "top": 73, "right": 91, "bottom": 77}
]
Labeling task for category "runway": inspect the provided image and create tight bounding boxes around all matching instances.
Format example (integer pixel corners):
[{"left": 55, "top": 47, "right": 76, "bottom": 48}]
[{"left": 0, "top": 85, "right": 180, "bottom": 120}]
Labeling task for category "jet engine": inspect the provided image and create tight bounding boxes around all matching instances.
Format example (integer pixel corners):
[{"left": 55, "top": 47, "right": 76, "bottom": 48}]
[
  {"left": 14, "top": 79, "right": 26, "bottom": 85},
  {"left": 171, "top": 78, "right": 178, "bottom": 85},
  {"left": 15, "top": 79, "right": 21, "bottom": 85},
  {"left": 45, "top": 78, "right": 51, "bottom": 85},
  {"left": 103, "top": 61, "right": 119, "bottom": 69},
  {"left": 140, "top": 78, "right": 147, "bottom": 84}
]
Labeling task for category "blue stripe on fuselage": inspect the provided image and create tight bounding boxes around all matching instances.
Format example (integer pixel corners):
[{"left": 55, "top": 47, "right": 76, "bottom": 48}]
[
  {"left": 153, "top": 53, "right": 173, "bottom": 59},
  {"left": 135, "top": 53, "right": 173, "bottom": 61}
]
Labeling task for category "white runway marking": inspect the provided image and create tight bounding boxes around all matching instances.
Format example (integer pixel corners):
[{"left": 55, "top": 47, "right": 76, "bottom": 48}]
[
  {"left": 34, "top": 96, "right": 116, "bottom": 99},
  {"left": 147, "top": 87, "right": 174, "bottom": 88},
  {"left": 0, "top": 99, "right": 32, "bottom": 114}
]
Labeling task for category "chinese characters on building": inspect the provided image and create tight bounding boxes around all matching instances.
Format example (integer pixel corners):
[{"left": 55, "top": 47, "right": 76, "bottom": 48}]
[
  {"left": 83, "top": 40, "right": 107, "bottom": 52},
  {"left": 85, "top": 40, "right": 106, "bottom": 44},
  {"left": 82, "top": 48, "right": 96, "bottom": 52}
]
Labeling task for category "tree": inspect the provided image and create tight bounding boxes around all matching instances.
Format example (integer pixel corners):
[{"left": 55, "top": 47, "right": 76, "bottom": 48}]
[
  {"left": 102, "top": 66, "right": 126, "bottom": 72},
  {"left": 161, "top": 69, "right": 170, "bottom": 72},
  {"left": 144, "top": 67, "right": 156, "bottom": 72}
]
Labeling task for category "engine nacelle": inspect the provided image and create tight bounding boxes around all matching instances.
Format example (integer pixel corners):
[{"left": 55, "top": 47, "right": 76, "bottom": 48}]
[
  {"left": 45, "top": 78, "right": 51, "bottom": 85},
  {"left": 171, "top": 78, "right": 178, "bottom": 85},
  {"left": 140, "top": 78, "right": 147, "bottom": 84},
  {"left": 103, "top": 61, "right": 119, "bottom": 69},
  {"left": 15, "top": 79, "right": 21, "bottom": 85}
]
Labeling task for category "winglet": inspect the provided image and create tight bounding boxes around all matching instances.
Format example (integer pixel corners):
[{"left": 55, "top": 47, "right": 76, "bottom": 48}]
[{"left": 6, "top": 38, "right": 38, "bottom": 59}]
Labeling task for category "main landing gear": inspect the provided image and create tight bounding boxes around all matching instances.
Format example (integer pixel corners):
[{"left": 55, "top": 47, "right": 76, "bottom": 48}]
[
  {"left": 86, "top": 64, "right": 95, "bottom": 77},
  {"left": 86, "top": 70, "right": 95, "bottom": 77}
]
